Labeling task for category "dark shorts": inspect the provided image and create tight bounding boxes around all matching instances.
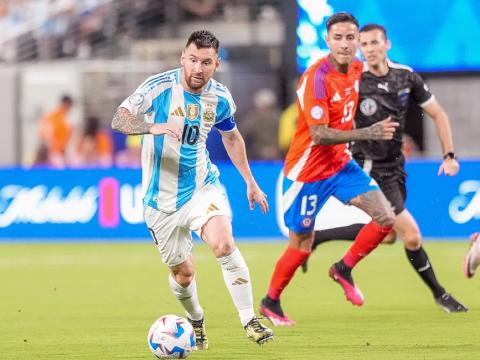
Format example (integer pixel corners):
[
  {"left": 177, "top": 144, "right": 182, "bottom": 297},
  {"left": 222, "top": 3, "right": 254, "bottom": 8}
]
[{"left": 355, "top": 158, "right": 406, "bottom": 215}]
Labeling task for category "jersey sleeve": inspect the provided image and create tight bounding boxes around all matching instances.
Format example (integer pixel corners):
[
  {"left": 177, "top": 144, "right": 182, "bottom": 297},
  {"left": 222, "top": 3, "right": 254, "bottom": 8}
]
[
  {"left": 297, "top": 69, "right": 330, "bottom": 126},
  {"left": 214, "top": 116, "right": 236, "bottom": 132},
  {"left": 215, "top": 86, "right": 237, "bottom": 124},
  {"left": 411, "top": 72, "right": 434, "bottom": 107},
  {"left": 119, "top": 77, "right": 155, "bottom": 116}
]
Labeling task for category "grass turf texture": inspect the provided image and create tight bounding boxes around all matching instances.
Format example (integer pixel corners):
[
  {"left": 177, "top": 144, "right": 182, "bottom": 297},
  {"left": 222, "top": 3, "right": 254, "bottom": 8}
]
[{"left": 1, "top": 241, "right": 479, "bottom": 359}]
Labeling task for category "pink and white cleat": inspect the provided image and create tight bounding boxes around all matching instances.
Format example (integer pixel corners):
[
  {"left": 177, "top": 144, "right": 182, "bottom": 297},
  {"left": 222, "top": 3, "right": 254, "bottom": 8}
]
[
  {"left": 464, "top": 232, "right": 480, "bottom": 279},
  {"left": 259, "top": 297, "right": 296, "bottom": 326},
  {"left": 329, "top": 263, "right": 364, "bottom": 306}
]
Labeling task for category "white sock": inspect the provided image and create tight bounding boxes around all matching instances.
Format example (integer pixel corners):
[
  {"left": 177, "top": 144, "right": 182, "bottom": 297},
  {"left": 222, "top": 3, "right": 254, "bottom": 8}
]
[
  {"left": 168, "top": 274, "right": 204, "bottom": 321},
  {"left": 217, "top": 248, "right": 255, "bottom": 326}
]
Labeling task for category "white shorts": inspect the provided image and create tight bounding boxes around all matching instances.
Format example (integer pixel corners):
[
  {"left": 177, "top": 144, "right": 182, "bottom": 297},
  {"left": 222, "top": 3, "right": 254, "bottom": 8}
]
[{"left": 144, "top": 183, "right": 232, "bottom": 267}]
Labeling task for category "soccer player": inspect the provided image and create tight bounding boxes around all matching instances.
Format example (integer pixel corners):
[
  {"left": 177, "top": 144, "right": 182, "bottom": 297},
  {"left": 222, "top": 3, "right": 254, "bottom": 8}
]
[
  {"left": 259, "top": 13, "right": 400, "bottom": 326},
  {"left": 304, "top": 24, "right": 468, "bottom": 313},
  {"left": 111, "top": 30, "right": 273, "bottom": 346},
  {"left": 464, "top": 233, "right": 480, "bottom": 278}
]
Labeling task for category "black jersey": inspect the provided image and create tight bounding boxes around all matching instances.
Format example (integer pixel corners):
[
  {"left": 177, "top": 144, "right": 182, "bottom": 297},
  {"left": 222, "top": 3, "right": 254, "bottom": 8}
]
[{"left": 352, "top": 60, "right": 433, "bottom": 165}]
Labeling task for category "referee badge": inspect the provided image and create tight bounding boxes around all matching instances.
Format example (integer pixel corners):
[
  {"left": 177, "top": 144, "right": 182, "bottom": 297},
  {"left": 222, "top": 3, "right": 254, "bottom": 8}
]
[{"left": 360, "top": 98, "right": 377, "bottom": 116}]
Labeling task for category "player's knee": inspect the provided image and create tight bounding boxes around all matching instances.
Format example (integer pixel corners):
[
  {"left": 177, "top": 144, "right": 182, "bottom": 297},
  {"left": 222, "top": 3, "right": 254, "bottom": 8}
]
[
  {"left": 212, "top": 237, "right": 235, "bottom": 257},
  {"left": 377, "top": 210, "right": 396, "bottom": 229},
  {"left": 382, "top": 231, "right": 397, "bottom": 244},
  {"left": 174, "top": 271, "right": 195, "bottom": 287},
  {"left": 403, "top": 232, "right": 422, "bottom": 250}
]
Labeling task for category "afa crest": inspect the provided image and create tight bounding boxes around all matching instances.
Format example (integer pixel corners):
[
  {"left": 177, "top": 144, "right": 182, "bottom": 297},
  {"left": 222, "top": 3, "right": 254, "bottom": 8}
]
[
  {"left": 202, "top": 109, "right": 215, "bottom": 123},
  {"left": 186, "top": 104, "right": 199, "bottom": 120}
]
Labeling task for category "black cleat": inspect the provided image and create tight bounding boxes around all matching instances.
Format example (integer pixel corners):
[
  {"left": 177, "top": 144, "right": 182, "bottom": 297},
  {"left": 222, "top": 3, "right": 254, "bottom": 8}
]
[
  {"left": 259, "top": 296, "right": 295, "bottom": 326},
  {"left": 435, "top": 293, "right": 468, "bottom": 313}
]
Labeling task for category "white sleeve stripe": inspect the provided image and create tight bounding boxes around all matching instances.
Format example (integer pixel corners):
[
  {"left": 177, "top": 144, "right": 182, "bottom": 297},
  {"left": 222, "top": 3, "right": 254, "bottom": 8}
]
[
  {"left": 296, "top": 75, "right": 308, "bottom": 111},
  {"left": 387, "top": 59, "right": 414, "bottom": 72},
  {"left": 217, "top": 125, "right": 237, "bottom": 133},
  {"left": 419, "top": 95, "right": 435, "bottom": 108}
]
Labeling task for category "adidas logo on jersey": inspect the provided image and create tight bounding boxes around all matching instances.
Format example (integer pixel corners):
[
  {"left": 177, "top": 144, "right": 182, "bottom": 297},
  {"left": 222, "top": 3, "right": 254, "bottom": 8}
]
[
  {"left": 332, "top": 92, "right": 342, "bottom": 102},
  {"left": 170, "top": 106, "right": 185, "bottom": 117},
  {"left": 207, "top": 203, "right": 219, "bottom": 213}
]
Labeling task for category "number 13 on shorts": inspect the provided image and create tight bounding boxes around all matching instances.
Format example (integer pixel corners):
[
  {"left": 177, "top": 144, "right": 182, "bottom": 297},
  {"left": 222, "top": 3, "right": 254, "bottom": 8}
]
[{"left": 300, "top": 195, "right": 318, "bottom": 216}]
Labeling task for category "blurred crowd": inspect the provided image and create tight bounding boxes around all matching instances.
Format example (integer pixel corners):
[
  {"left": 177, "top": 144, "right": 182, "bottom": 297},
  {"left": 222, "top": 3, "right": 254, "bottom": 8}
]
[
  {"left": 0, "top": 0, "right": 281, "bottom": 62},
  {"left": 0, "top": 0, "right": 170, "bottom": 62},
  {"left": 32, "top": 94, "right": 141, "bottom": 169},
  {"left": 31, "top": 87, "right": 420, "bottom": 169},
  {"left": 30, "top": 89, "right": 285, "bottom": 169}
]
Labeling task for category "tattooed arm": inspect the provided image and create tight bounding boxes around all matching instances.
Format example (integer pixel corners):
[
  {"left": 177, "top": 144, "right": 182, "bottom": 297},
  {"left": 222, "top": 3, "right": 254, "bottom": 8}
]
[
  {"left": 111, "top": 107, "right": 182, "bottom": 140},
  {"left": 111, "top": 107, "right": 153, "bottom": 135},
  {"left": 310, "top": 116, "right": 399, "bottom": 145}
]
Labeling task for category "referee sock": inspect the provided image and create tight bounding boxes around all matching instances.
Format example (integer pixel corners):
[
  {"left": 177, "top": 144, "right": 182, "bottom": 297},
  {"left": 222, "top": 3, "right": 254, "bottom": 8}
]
[
  {"left": 168, "top": 274, "right": 204, "bottom": 321},
  {"left": 405, "top": 246, "right": 445, "bottom": 298},
  {"left": 267, "top": 246, "right": 310, "bottom": 301},
  {"left": 217, "top": 248, "right": 255, "bottom": 327},
  {"left": 313, "top": 224, "right": 364, "bottom": 250},
  {"left": 343, "top": 221, "right": 393, "bottom": 268}
]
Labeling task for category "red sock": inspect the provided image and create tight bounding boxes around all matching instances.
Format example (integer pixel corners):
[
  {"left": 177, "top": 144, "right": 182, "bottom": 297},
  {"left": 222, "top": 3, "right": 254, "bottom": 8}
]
[
  {"left": 343, "top": 221, "right": 393, "bottom": 268},
  {"left": 267, "top": 246, "right": 310, "bottom": 301}
]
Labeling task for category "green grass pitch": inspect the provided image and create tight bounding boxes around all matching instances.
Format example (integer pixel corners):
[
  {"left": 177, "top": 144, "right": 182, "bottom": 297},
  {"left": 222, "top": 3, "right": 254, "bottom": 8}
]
[{"left": 1, "top": 241, "right": 479, "bottom": 359}]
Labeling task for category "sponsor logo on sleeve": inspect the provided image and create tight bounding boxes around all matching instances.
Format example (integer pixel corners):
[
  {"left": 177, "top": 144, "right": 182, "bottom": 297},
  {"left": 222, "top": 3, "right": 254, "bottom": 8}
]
[
  {"left": 128, "top": 93, "right": 145, "bottom": 106},
  {"left": 310, "top": 105, "right": 324, "bottom": 120}
]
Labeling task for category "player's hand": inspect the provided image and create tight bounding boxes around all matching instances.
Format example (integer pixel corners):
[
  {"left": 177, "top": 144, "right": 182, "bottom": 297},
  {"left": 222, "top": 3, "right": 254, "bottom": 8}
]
[
  {"left": 247, "top": 182, "right": 269, "bottom": 214},
  {"left": 438, "top": 157, "right": 459, "bottom": 176},
  {"left": 149, "top": 123, "right": 182, "bottom": 141},
  {"left": 368, "top": 116, "right": 399, "bottom": 140}
]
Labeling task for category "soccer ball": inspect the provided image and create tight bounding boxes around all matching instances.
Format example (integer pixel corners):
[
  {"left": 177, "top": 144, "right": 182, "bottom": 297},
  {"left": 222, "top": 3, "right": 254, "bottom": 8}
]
[{"left": 147, "top": 315, "right": 196, "bottom": 359}]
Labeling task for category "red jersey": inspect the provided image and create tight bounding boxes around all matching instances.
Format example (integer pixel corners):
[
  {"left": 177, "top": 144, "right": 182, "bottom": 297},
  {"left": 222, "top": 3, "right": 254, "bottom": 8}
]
[{"left": 284, "top": 56, "right": 363, "bottom": 182}]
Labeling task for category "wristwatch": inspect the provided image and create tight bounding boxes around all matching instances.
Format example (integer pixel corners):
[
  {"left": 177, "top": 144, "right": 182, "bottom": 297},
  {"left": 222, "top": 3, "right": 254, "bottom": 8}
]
[{"left": 443, "top": 152, "right": 457, "bottom": 160}]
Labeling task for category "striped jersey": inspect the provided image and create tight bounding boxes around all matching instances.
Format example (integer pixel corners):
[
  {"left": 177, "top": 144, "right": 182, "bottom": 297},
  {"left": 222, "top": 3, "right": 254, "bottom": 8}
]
[
  {"left": 284, "top": 56, "right": 363, "bottom": 182},
  {"left": 119, "top": 68, "right": 236, "bottom": 213}
]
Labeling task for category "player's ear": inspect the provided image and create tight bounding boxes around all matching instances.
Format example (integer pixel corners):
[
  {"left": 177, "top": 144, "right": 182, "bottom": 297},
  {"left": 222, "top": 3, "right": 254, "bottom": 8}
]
[
  {"left": 180, "top": 50, "right": 185, "bottom": 66},
  {"left": 214, "top": 55, "right": 220, "bottom": 72},
  {"left": 385, "top": 39, "right": 392, "bottom": 51}
]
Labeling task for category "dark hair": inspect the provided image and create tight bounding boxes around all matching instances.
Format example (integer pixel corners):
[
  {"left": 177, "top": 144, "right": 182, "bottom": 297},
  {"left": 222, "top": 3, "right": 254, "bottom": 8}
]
[
  {"left": 326, "top": 12, "right": 359, "bottom": 32},
  {"left": 84, "top": 116, "right": 100, "bottom": 137},
  {"left": 60, "top": 95, "right": 73, "bottom": 106},
  {"left": 360, "top": 23, "right": 388, "bottom": 40},
  {"left": 185, "top": 30, "right": 219, "bottom": 52}
]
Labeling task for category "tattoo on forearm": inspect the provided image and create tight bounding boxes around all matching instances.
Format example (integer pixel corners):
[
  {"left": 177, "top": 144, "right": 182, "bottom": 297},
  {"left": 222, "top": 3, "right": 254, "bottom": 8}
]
[
  {"left": 311, "top": 126, "right": 369, "bottom": 145},
  {"left": 111, "top": 107, "right": 152, "bottom": 135}
]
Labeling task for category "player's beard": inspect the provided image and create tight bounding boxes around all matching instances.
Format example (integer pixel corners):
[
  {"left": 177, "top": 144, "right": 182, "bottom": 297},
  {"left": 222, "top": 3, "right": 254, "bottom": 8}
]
[{"left": 186, "top": 74, "right": 207, "bottom": 91}]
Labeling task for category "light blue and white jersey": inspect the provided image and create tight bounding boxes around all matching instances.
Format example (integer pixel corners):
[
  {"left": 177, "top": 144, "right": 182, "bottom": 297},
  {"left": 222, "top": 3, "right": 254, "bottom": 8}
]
[{"left": 120, "top": 68, "right": 237, "bottom": 213}]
